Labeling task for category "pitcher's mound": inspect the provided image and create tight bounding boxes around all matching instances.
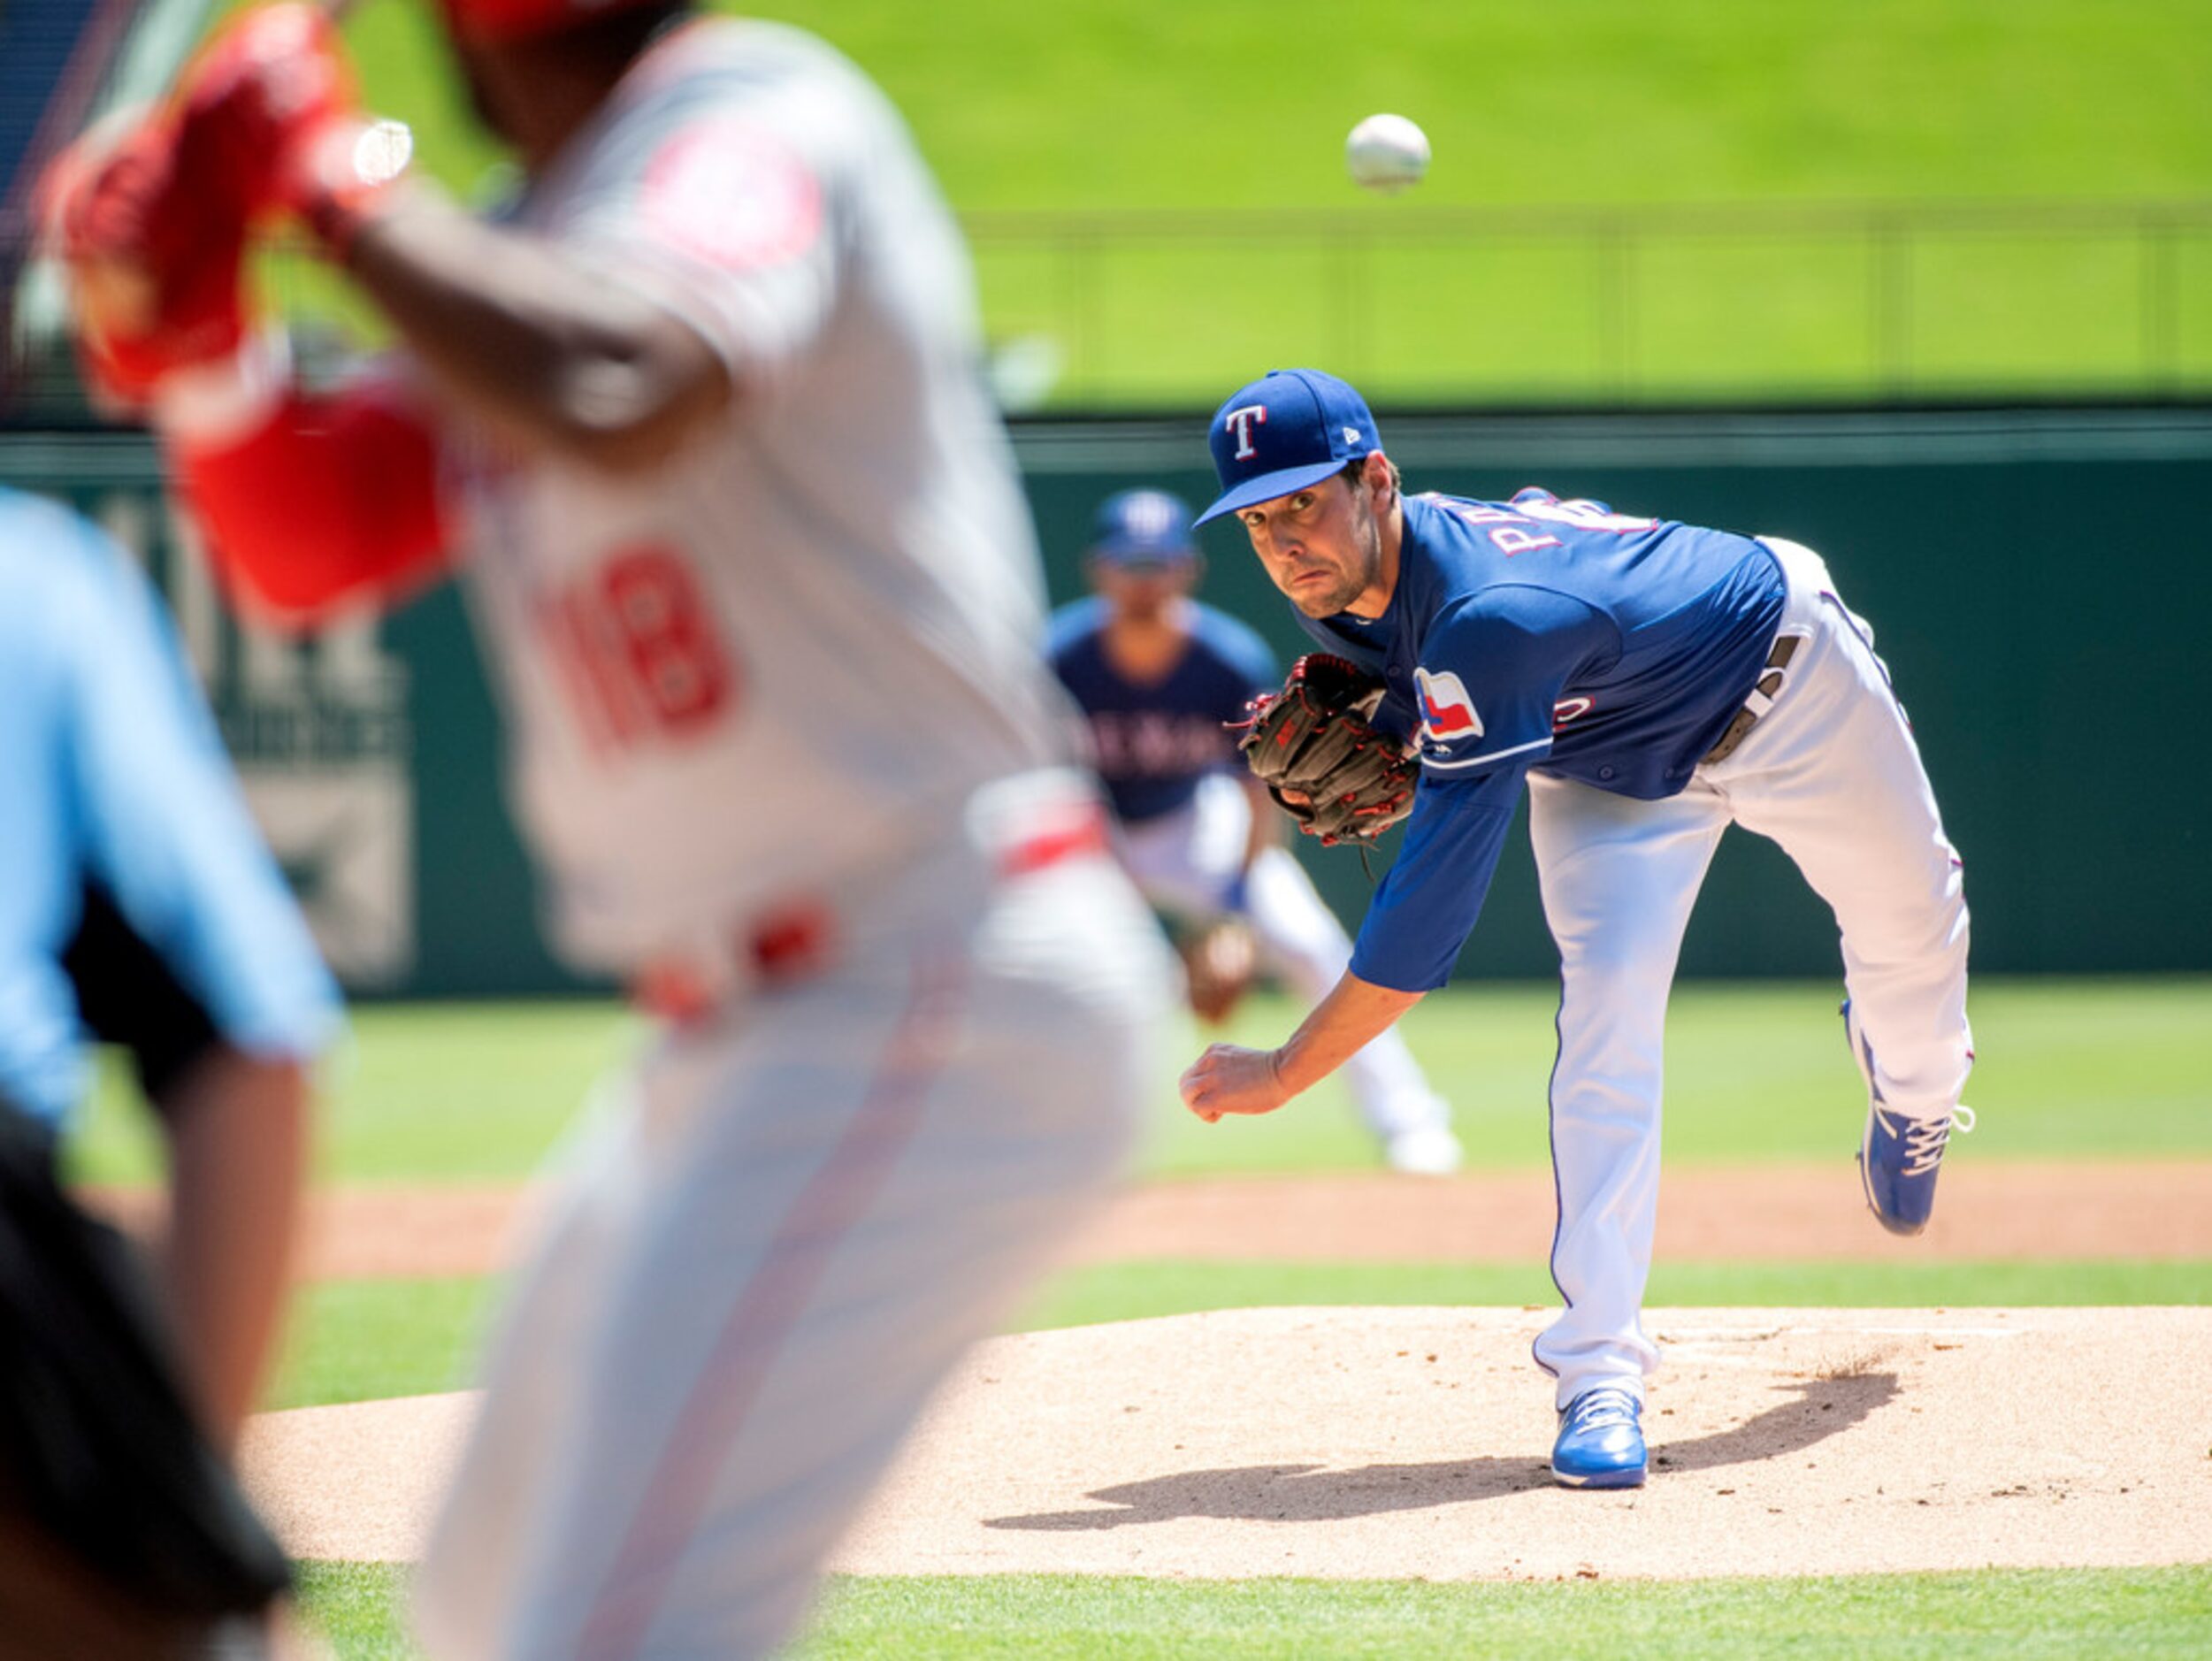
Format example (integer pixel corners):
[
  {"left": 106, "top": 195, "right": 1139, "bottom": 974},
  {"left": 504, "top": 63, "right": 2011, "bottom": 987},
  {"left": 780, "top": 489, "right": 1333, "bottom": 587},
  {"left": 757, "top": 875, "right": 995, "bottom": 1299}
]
[{"left": 241, "top": 1306, "right": 2212, "bottom": 1581}]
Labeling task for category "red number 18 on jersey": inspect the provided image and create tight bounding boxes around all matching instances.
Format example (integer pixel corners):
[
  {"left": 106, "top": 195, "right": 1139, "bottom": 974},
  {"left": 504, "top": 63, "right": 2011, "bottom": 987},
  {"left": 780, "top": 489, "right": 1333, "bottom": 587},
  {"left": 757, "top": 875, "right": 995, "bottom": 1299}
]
[{"left": 540, "top": 545, "right": 737, "bottom": 754}]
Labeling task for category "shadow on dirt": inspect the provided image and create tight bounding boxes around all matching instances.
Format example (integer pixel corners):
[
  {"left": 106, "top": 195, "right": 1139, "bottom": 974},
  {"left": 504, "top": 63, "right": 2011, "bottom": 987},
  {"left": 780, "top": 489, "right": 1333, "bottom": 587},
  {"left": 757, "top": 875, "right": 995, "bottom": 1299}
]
[
  {"left": 1657, "top": 1368, "right": 1898, "bottom": 1474},
  {"left": 985, "top": 1371, "right": 1899, "bottom": 1531}
]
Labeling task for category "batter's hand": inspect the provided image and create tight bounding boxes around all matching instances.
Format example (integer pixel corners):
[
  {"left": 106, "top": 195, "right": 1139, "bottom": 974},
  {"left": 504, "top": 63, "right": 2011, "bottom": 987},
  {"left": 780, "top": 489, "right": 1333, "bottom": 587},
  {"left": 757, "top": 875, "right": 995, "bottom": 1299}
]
[
  {"left": 172, "top": 3, "right": 409, "bottom": 251},
  {"left": 1180, "top": 1044, "right": 1293, "bottom": 1123},
  {"left": 173, "top": 4, "right": 352, "bottom": 219},
  {"left": 37, "top": 116, "right": 251, "bottom": 408}
]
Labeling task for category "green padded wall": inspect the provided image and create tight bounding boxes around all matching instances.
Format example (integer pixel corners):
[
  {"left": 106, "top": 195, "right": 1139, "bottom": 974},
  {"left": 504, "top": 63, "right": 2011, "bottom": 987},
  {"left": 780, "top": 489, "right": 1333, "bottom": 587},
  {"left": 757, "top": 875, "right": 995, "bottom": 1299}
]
[
  {"left": 5, "top": 403, "right": 2206, "bottom": 992},
  {"left": 1018, "top": 406, "right": 2212, "bottom": 981}
]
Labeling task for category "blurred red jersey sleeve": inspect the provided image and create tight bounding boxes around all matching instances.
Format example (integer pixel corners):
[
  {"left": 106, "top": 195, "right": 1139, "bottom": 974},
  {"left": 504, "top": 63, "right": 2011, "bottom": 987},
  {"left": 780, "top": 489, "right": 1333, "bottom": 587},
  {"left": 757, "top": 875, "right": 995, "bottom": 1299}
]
[{"left": 172, "top": 372, "right": 456, "bottom": 626}]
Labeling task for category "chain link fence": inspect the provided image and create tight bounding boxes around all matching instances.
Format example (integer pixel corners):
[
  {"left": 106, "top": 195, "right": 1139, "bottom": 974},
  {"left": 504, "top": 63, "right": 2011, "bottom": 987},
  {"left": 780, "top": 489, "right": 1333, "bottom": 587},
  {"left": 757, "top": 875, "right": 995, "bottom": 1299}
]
[
  {"left": 10, "top": 197, "right": 2212, "bottom": 419},
  {"left": 965, "top": 199, "right": 2212, "bottom": 409}
]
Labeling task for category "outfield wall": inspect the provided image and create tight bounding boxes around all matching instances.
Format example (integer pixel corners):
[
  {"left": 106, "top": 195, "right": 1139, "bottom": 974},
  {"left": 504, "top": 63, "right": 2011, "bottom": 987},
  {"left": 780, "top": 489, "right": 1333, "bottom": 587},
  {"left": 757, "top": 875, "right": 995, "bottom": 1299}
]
[{"left": 4, "top": 403, "right": 2207, "bottom": 995}]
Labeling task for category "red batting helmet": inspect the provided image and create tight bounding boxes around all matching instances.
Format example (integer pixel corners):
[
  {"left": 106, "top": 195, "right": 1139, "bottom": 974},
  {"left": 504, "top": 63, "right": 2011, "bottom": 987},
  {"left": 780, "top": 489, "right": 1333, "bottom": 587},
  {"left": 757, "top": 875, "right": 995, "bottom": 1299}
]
[{"left": 436, "top": 0, "right": 667, "bottom": 44}]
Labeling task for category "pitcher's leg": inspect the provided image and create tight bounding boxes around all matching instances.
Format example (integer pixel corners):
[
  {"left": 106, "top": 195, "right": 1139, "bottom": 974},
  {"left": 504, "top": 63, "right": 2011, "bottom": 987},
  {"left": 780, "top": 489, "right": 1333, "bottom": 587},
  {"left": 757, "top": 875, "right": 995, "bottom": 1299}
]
[
  {"left": 1725, "top": 601, "right": 1972, "bottom": 1238},
  {"left": 1719, "top": 565, "right": 1973, "bottom": 1219},
  {"left": 1723, "top": 543, "right": 1973, "bottom": 1123},
  {"left": 1527, "top": 774, "right": 1727, "bottom": 1411}
]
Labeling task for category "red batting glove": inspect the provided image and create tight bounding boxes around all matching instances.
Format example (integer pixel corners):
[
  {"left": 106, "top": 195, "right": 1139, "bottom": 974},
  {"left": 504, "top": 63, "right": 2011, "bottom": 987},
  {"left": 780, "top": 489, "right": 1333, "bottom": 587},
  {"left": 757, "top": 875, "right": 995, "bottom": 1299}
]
[
  {"left": 172, "top": 3, "right": 410, "bottom": 256},
  {"left": 37, "top": 116, "right": 252, "bottom": 410},
  {"left": 172, "top": 4, "right": 353, "bottom": 222}
]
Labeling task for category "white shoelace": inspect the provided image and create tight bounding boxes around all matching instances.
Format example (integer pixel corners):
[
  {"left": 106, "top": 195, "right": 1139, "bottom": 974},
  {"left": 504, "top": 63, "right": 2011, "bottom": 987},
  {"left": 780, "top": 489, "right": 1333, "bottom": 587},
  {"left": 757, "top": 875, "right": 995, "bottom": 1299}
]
[
  {"left": 1882, "top": 1105, "right": 1977, "bottom": 1176},
  {"left": 1566, "top": 1387, "right": 1640, "bottom": 1430}
]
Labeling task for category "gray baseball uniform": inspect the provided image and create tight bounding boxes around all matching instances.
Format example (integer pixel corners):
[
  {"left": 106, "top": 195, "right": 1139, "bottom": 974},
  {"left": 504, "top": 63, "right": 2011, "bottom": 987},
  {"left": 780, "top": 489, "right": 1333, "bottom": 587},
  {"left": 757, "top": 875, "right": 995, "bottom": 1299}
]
[{"left": 403, "top": 21, "right": 1169, "bottom": 1657}]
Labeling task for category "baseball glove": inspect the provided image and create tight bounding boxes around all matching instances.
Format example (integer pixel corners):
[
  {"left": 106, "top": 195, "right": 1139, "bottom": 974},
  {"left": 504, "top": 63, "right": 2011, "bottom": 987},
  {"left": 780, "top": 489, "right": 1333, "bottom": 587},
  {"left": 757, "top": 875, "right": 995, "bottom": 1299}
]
[
  {"left": 1174, "top": 915, "right": 1258, "bottom": 1025},
  {"left": 1238, "top": 654, "right": 1419, "bottom": 846}
]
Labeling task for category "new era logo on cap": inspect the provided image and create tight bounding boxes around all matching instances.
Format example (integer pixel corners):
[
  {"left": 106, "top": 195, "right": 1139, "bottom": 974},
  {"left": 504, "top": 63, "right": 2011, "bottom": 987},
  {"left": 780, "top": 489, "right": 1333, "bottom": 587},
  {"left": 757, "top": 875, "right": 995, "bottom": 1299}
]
[{"left": 1196, "top": 369, "right": 1381, "bottom": 525}]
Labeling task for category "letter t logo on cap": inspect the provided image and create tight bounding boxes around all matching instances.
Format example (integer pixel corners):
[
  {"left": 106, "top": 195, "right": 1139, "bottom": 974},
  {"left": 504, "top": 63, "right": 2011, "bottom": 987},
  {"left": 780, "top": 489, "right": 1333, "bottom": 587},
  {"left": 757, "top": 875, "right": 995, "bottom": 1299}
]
[{"left": 1224, "top": 403, "right": 1268, "bottom": 461}]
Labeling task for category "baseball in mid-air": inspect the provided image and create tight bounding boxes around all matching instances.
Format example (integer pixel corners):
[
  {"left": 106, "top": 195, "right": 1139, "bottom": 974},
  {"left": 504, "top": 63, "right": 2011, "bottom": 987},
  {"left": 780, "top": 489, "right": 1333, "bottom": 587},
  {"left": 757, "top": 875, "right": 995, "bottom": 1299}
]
[{"left": 1345, "top": 113, "right": 1429, "bottom": 194}]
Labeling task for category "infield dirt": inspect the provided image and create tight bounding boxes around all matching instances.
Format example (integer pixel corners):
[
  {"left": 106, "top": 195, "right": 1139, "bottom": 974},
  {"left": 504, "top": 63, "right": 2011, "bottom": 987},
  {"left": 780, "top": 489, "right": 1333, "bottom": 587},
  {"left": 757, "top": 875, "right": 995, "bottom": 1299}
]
[
  {"left": 190, "top": 1162, "right": 2212, "bottom": 1581},
  {"left": 241, "top": 1305, "right": 2212, "bottom": 1580},
  {"left": 86, "top": 1159, "right": 2212, "bottom": 1278}
]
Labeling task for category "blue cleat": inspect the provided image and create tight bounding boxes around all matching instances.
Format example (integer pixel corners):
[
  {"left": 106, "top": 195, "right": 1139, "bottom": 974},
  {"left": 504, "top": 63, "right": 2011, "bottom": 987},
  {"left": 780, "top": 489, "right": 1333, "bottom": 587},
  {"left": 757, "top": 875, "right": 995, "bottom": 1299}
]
[
  {"left": 1842, "top": 996, "right": 1976, "bottom": 1237},
  {"left": 1551, "top": 1385, "right": 1646, "bottom": 1489},
  {"left": 1859, "top": 1102, "right": 1975, "bottom": 1236}
]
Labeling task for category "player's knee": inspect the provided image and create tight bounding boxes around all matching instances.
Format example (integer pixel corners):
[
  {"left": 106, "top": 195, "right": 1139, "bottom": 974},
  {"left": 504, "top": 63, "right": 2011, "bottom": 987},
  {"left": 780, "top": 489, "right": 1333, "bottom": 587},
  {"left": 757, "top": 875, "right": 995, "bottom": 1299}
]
[
  {"left": 1558, "top": 938, "right": 1681, "bottom": 1005},
  {"left": 1845, "top": 888, "right": 1969, "bottom": 972}
]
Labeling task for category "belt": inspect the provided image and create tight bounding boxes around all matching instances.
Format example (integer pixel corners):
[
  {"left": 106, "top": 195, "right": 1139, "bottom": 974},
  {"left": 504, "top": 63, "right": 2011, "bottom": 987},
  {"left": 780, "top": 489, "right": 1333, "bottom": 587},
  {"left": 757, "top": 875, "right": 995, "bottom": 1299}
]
[
  {"left": 631, "top": 903, "right": 838, "bottom": 1024},
  {"left": 631, "top": 800, "right": 1110, "bottom": 1024},
  {"left": 994, "top": 800, "right": 1112, "bottom": 877},
  {"left": 1701, "top": 631, "right": 1805, "bottom": 766}
]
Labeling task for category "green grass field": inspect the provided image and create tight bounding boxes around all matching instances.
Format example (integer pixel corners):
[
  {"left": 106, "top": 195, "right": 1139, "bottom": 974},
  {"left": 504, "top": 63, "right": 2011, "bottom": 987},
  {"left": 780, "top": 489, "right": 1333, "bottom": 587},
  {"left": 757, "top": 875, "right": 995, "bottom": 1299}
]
[
  {"left": 798, "top": 1569, "right": 2212, "bottom": 1660},
  {"left": 92, "top": 976, "right": 2187, "bottom": 1655},
  {"left": 309, "top": 0, "right": 2212, "bottom": 212},
  {"left": 293, "top": 1563, "right": 2212, "bottom": 1660},
  {"left": 63, "top": 976, "right": 2212, "bottom": 1186},
  {"left": 249, "top": 0, "right": 2212, "bottom": 402}
]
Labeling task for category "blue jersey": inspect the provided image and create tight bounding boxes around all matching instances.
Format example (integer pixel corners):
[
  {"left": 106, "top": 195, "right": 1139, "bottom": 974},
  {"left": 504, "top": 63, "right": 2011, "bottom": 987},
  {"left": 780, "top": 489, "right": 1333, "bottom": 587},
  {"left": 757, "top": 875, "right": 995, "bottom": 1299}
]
[
  {"left": 1303, "top": 488, "right": 1786, "bottom": 992},
  {"left": 1048, "top": 598, "right": 1279, "bottom": 823},
  {"left": 0, "top": 489, "right": 340, "bottom": 1128}
]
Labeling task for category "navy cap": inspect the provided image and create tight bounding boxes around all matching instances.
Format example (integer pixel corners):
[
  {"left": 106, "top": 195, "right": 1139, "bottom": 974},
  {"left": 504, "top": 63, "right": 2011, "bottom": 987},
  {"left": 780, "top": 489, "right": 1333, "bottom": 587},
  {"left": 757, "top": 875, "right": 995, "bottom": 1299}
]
[
  {"left": 1087, "top": 488, "right": 1199, "bottom": 564},
  {"left": 1195, "top": 368, "right": 1380, "bottom": 526}
]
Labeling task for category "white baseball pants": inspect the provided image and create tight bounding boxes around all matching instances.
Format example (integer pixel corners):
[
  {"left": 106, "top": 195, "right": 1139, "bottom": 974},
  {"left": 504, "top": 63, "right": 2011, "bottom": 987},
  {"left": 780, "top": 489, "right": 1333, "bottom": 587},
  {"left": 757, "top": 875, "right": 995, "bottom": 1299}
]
[
  {"left": 1528, "top": 539, "right": 1971, "bottom": 1409},
  {"left": 411, "top": 776, "right": 1168, "bottom": 1659},
  {"left": 1118, "top": 772, "right": 1452, "bottom": 1144}
]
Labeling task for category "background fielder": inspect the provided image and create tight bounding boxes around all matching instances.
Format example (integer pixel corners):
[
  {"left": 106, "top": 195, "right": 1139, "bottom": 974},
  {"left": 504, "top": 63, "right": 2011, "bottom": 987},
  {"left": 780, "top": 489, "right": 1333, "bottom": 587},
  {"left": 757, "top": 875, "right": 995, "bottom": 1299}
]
[
  {"left": 44, "top": 2, "right": 1168, "bottom": 1654},
  {"left": 1048, "top": 487, "right": 1460, "bottom": 1175},
  {"left": 1180, "top": 368, "right": 1973, "bottom": 1491}
]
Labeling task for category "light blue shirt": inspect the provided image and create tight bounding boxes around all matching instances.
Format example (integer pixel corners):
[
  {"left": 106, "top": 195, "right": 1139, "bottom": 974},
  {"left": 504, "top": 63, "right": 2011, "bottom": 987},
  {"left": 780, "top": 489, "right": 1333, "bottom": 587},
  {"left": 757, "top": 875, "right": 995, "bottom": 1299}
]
[{"left": 0, "top": 488, "right": 340, "bottom": 1126}]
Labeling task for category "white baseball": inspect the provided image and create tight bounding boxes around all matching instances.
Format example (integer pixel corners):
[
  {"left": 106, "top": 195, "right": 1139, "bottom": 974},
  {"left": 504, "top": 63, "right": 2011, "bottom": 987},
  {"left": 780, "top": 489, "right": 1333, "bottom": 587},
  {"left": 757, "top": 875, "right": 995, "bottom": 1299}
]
[{"left": 1345, "top": 113, "right": 1429, "bottom": 194}]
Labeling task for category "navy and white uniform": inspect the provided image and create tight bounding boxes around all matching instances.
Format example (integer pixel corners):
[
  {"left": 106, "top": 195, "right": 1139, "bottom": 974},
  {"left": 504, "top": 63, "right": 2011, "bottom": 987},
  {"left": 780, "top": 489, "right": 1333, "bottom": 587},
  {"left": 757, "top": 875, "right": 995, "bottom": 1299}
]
[
  {"left": 0, "top": 487, "right": 338, "bottom": 1131},
  {"left": 1050, "top": 593, "right": 1271, "bottom": 827},
  {"left": 1313, "top": 488, "right": 1787, "bottom": 991},
  {"left": 1051, "top": 591, "right": 1455, "bottom": 1163},
  {"left": 1301, "top": 484, "right": 1971, "bottom": 1406}
]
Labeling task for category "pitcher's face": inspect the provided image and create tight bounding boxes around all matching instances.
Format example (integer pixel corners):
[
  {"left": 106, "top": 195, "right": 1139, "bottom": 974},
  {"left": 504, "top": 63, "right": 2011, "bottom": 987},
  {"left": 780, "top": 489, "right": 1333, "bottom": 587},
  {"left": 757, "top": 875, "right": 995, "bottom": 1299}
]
[{"left": 1237, "top": 472, "right": 1383, "bottom": 618}]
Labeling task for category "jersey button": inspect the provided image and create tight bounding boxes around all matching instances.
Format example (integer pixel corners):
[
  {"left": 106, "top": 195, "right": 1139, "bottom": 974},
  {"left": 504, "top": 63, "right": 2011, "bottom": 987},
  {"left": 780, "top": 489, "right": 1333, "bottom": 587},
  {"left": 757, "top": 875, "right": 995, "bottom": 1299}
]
[{"left": 1599, "top": 765, "right": 1617, "bottom": 781}]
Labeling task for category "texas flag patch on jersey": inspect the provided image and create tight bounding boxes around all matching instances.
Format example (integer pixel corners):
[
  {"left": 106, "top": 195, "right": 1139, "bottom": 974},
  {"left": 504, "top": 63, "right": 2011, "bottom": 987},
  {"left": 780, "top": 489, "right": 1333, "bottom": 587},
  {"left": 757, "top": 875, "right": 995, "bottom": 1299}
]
[{"left": 1415, "top": 667, "right": 1483, "bottom": 744}]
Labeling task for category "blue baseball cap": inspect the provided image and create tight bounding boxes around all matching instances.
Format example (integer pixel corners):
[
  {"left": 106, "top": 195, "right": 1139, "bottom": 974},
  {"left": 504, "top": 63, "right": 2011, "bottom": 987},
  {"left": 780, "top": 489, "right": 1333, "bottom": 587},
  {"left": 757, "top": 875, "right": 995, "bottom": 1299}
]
[
  {"left": 1087, "top": 488, "right": 1199, "bottom": 564},
  {"left": 1195, "top": 368, "right": 1380, "bottom": 526}
]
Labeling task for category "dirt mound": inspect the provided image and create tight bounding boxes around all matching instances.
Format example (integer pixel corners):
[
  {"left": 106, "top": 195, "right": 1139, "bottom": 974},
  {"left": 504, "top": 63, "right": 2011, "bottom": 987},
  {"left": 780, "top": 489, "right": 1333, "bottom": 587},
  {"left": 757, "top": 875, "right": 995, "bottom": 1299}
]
[{"left": 239, "top": 1305, "right": 2212, "bottom": 1581}]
